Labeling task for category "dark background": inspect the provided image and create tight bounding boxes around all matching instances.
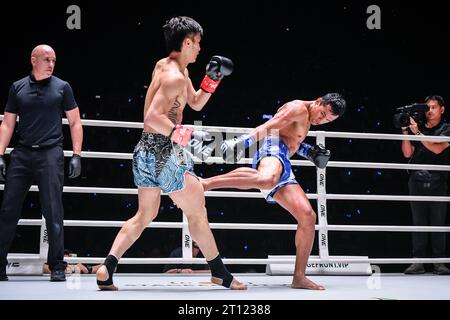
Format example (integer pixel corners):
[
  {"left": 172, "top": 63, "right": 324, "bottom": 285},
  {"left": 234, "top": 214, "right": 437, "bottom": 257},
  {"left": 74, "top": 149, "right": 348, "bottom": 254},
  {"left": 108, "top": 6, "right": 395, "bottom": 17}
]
[{"left": 1, "top": 1, "right": 449, "bottom": 273}]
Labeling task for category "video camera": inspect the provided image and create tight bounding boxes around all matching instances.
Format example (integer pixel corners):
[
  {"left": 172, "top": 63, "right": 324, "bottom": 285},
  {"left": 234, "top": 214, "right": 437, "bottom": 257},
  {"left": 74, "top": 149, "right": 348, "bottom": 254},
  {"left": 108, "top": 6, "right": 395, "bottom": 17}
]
[{"left": 393, "top": 103, "right": 429, "bottom": 128}]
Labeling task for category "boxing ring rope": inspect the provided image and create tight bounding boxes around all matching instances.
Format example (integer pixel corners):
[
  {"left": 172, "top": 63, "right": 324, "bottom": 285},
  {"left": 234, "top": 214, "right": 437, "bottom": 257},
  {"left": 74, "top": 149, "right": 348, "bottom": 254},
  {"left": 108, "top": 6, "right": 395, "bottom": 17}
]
[
  {"left": 2, "top": 115, "right": 450, "bottom": 271},
  {"left": 11, "top": 218, "right": 450, "bottom": 231},
  {"left": 8, "top": 255, "right": 448, "bottom": 265},
  {"left": 4, "top": 148, "right": 450, "bottom": 171},
  {"left": 2, "top": 184, "right": 450, "bottom": 201},
  {"left": 61, "top": 257, "right": 450, "bottom": 265}
]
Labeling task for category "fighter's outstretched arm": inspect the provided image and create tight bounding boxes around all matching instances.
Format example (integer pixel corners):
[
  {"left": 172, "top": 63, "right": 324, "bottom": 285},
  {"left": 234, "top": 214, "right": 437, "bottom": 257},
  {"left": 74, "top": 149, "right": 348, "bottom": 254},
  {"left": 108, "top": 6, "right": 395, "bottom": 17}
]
[
  {"left": 249, "top": 101, "right": 307, "bottom": 141},
  {"left": 220, "top": 101, "right": 308, "bottom": 163}
]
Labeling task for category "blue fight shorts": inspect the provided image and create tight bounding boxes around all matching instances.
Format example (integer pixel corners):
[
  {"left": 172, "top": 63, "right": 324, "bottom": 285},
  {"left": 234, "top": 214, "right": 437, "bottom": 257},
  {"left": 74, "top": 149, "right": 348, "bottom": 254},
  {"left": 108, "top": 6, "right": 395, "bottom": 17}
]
[
  {"left": 133, "top": 132, "right": 195, "bottom": 193},
  {"left": 252, "top": 136, "right": 298, "bottom": 204}
]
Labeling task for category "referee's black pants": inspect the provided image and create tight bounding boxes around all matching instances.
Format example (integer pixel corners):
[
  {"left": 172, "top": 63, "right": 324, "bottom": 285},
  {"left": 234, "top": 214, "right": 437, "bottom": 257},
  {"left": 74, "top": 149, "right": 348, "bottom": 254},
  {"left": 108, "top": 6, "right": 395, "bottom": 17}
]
[{"left": 0, "top": 145, "right": 66, "bottom": 270}]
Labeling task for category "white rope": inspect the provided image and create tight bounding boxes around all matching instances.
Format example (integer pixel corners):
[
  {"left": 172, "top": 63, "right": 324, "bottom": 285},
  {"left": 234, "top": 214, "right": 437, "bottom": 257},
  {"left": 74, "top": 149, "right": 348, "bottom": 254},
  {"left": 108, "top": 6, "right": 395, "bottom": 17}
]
[
  {"left": 3, "top": 114, "right": 450, "bottom": 141},
  {"left": 325, "top": 225, "right": 450, "bottom": 232},
  {"left": 0, "top": 185, "right": 266, "bottom": 197},
  {"left": 68, "top": 118, "right": 143, "bottom": 129},
  {"left": 4, "top": 149, "right": 450, "bottom": 171},
  {"left": 63, "top": 117, "right": 450, "bottom": 142},
  {"left": 322, "top": 130, "right": 450, "bottom": 142},
  {"left": 17, "top": 219, "right": 450, "bottom": 232},
  {"left": 7, "top": 253, "right": 42, "bottom": 260},
  {"left": 8, "top": 254, "right": 449, "bottom": 265},
  {"left": 7, "top": 252, "right": 450, "bottom": 265},
  {"left": 325, "top": 194, "right": 450, "bottom": 202},
  {"left": 327, "top": 161, "right": 450, "bottom": 171},
  {"left": 0, "top": 115, "right": 250, "bottom": 133},
  {"left": 3, "top": 185, "right": 449, "bottom": 202},
  {"left": 5, "top": 148, "right": 449, "bottom": 171},
  {"left": 71, "top": 150, "right": 133, "bottom": 160},
  {"left": 61, "top": 257, "right": 450, "bottom": 265}
]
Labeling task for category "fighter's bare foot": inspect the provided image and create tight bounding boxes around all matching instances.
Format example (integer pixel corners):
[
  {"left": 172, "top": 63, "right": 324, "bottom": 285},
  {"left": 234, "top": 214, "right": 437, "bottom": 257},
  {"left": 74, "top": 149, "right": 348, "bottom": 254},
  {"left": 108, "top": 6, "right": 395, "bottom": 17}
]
[
  {"left": 96, "top": 265, "right": 118, "bottom": 291},
  {"left": 211, "top": 277, "right": 247, "bottom": 290},
  {"left": 291, "top": 276, "right": 325, "bottom": 290}
]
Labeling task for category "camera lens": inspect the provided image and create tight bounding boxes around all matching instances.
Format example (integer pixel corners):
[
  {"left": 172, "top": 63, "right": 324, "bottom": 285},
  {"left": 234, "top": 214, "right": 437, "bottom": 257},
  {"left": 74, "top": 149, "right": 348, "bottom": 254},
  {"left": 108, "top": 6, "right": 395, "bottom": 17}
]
[{"left": 393, "top": 113, "right": 410, "bottom": 128}]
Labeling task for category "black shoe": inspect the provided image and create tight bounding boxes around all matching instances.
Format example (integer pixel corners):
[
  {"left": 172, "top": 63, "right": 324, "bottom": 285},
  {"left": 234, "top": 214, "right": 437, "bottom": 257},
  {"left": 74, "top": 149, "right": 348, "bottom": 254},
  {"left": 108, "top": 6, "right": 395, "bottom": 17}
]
[
  {"left": 404, "top": 263, "right": 426, "bottom": 274},
  {"left": 433, "top": 263, "right": 450, "bottom": 275},
  {"left": 50, "top": 268, "right": 66, "bottom": 282}
]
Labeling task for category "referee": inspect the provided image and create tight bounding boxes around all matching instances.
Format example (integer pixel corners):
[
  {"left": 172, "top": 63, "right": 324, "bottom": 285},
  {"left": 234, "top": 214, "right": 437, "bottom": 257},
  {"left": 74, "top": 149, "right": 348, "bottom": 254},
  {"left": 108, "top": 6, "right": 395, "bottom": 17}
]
[{"left": 0, "top": 44, "right": 83, "bottom": 281}]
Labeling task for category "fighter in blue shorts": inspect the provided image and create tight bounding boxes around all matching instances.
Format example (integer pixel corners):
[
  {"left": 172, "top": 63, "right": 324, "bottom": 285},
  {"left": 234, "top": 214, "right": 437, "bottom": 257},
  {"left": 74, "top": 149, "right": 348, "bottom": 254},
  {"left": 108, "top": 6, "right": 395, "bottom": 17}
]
[
  {"left": 202, "top": 93, "right": 346, "bottom": 290},
  {"left": 251, "top": 135, "right": 298, "bottom": 204}
]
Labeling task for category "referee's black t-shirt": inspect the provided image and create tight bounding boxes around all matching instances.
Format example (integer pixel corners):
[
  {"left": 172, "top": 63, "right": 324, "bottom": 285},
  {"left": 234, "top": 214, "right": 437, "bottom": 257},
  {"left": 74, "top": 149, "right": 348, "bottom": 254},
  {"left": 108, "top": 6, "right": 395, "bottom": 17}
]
[{"left": 5, "top": 74, "right": 78, "bottom": 147}]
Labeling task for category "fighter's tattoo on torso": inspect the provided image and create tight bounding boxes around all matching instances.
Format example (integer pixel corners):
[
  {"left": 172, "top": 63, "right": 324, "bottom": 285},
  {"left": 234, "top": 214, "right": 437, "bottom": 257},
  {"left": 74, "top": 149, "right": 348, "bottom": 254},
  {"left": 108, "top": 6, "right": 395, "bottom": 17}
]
[{"left": 168, "top": 99, "right": 181, "bottom": 124}]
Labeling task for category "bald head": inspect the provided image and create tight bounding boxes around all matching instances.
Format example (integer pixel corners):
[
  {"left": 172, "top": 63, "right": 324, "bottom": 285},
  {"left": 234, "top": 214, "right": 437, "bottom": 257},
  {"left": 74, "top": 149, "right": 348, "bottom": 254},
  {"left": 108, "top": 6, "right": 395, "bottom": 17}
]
[
  {"left": 30, "top": 44, "right": 56, "bottom": 80},
  {"left": 31, "top": 44, "right": 55, "bottom": 58}
]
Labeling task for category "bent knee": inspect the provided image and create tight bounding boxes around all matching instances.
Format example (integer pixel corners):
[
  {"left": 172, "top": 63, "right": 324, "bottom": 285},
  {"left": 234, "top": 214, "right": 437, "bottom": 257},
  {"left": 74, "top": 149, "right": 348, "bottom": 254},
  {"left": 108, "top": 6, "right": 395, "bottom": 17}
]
[
  {"left": 184, "top": 206, "right": 207, "bottom": 219},
  {"left": 294, "top": 208, "right": 316, "bottom": 226},
  {"left": 257, "top": 175, "right": 279, "bottom": 190},
  {"left": 179, "top": 200, "right": 206, "bottom": 212},
  {"left": 134, "top": 209, "right": 158, "bottom": 226}
]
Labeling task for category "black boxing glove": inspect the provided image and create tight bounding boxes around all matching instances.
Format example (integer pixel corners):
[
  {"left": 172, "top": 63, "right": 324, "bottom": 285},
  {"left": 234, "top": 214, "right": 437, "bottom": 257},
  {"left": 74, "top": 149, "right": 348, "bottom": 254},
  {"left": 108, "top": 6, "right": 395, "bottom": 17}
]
[
  {"left": 297, "top": 143, "right": 331, "bottom": 169},
  {"left": 169, "top": 124, "right": 216, "bottom": 161},
  {"left": 68, "top": 154, "right": 81, "bottom": 179},
  {"left": 0, "top": 155, "right": 6, "bottom": 181},
  {"left": 200, "top": 55, "right": 234, "bottom": 93}
]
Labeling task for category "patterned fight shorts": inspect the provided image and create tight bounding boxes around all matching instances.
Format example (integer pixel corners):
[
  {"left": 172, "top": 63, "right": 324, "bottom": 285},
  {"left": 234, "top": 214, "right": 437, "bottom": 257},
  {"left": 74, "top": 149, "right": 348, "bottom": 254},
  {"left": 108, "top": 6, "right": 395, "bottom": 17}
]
[{"left": 133, "top": 132, "right": 195, "bottom": 193}]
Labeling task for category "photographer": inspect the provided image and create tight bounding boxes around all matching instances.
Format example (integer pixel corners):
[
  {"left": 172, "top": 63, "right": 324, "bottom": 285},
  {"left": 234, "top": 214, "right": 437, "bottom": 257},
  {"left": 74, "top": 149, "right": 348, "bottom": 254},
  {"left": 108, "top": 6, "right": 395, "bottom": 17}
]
[{"left": 401, "top": 95, "right": 450, "bottom": 275}]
